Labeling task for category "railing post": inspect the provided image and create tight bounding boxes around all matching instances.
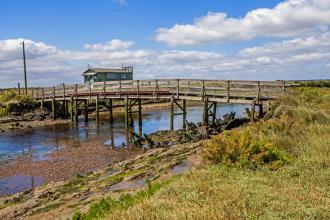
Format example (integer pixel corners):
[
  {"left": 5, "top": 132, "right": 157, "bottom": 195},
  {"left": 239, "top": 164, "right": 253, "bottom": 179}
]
[
  {"left": 201, "top": 80, "right": 205, "bottom": 99},
  {"left": 137, "top": 80, "right": 140, "bottom": 98},
  {"left": 256, "top": 81, "right": 260, "bottom": 104}
]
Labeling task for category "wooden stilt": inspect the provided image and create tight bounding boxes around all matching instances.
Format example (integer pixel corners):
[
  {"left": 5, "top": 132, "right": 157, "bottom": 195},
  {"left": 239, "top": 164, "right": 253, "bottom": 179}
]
[
  {"left": 109, "top": 99, "right": 113, "bottom": 125},
  {"left": 96, "top": 95, "right": 99, "bottom": 124},
  {"left": 251, "top": 102, "right": 255, "bottom": 122},
  {"left": 170, "top": 96, "right": 174, "bottom": 131},
  {"left": 62, "top": 83, "right": 66, "bottom": 116},
  {"left": 70, "top": 96, "right": 74, "bottom": 122},
  {"left": 74, "top": 98, "right": 78, "bottom": 123},
  {"left": 51, "top": 99, "right": 56, "bottom": 120},
  {"left": 52, "top": 87, "right": 56, "bottom": 120},
  {"left": 203, "top": 98, "right": 209, "bottom": 126},
  {"left": 125, "top": 96, "right": 129, "bottom": 146},
  {"left": 212, "top": 102, "right": 217, "bottom": 124},
  {"left": 182, "top": 99, "right": 186, "bottom": 129},
  {"left": 138, "top": 98, "right": 142, "bottom": 136},
  {"left": 84, "top": 100, "right": 88, "bottom": 122},
  {"left": 74, "top": 84, "right": 78, "bottom": 123},
  {"left": 259, "top": 104, "right": 264, "bottom": 118}
]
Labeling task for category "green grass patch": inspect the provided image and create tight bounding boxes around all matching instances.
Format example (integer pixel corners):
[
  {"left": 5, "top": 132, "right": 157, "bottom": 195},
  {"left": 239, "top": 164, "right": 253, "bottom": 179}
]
[{"left": 72, "top": 181, "right": 167, "bottom": 220}]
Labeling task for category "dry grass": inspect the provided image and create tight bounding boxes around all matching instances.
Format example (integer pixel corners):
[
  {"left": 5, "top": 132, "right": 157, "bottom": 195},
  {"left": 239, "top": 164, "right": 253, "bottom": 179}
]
[{"left": 74, "top": 87, "right": 330, "bottom": 220}]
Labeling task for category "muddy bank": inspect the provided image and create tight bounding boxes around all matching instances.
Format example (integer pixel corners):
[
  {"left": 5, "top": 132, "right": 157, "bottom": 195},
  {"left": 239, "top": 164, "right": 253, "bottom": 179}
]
[
  {"left": 0, "top": 140, "right": 203, "bottom": 220},
  {"left": 0, "top": 138, "right": 143, "bottom": 184}
]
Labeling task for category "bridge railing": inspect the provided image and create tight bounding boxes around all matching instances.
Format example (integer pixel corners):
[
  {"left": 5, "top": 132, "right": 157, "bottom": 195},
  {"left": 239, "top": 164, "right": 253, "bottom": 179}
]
[{"left": 32, "top": 79, "right": 290, "bottom": 101}]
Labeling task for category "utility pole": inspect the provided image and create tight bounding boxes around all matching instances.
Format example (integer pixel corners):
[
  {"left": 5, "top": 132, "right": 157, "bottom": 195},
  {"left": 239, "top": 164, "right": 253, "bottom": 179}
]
[{"left": 21, "top": 41, "right": 28, "bottom": 94}]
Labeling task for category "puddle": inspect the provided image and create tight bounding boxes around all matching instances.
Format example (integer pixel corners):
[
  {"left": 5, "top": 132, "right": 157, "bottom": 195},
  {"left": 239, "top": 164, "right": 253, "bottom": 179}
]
[
  {"left": 103, "top": 178, "right": 146, "bottom": 192},
  {"left": 170, "top": 160, "right": 193, "bottom": 175},
  {"left": 0, "top": 175, "right": 43, "bottom": 197}
]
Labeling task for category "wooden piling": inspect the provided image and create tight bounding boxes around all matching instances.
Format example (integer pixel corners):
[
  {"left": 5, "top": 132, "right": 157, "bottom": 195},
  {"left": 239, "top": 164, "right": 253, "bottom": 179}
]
[
  {"left": 203, "top": 98, "right": 209, "bottom": 125},
  {"left": 96, "top": 95, "right": 99, "bottom": 124},
  {"left": 84, "top": 100, "right": 88, "bottom": 122},
  {"left": 251, "top": 102, "right": 255, "bottom": 122},
  {"left": 70, "top": 96, "right": 74, "bottom": 122},
  {"left": 125, "top": 96, "right": 129, "bottom": 146},
  {"left": 62, "top": 83, "right": 66, "bottom": 115},
  {"left": 259, "top": 103, "right": 264, "bottom": 118},
  {"left": 74, "top": 84, "right": 78, "bottom": 123},
  {"left": 52, "top": 87, "right": 56, "bottom": 120},
  {"left": 212, "top": 102, "right": 217, "bottom": 124},
  {"left": 109, "top": 99, "right": 113, "bottom": 125},
  {"left": 182, "top": 99, "right": 186, "bottom": 129},
  {"left": 170, "top": 96, "right": 174, "bottom": 131},
  {"left": 138, "top": 98, "right": 142, "bottom": 136}
]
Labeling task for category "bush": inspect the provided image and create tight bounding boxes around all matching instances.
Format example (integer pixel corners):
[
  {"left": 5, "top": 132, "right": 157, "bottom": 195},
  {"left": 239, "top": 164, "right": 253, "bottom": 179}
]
[{"left": 204, "top": 125, "right": 290, "bottom": 169}]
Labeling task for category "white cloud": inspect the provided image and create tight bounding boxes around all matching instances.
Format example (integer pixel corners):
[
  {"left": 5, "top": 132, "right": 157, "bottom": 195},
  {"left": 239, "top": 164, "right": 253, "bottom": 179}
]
[
  {"left": 113, "top": 0, "right": 128, "bottom": 6},
  {"left": 0, "top": 33, "right": 329, "bottom": 88},
  {"left": 84, "top": 39, "right": 134, "bottom": 51},
  {"left": 155, "top": 0, "right": 330, "bottom": 46}
]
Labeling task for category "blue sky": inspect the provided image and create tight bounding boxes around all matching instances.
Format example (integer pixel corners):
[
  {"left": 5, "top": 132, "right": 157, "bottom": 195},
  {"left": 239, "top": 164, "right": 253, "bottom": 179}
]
[
  {"left": 1, "top": 0, "right": 280, "bottom": 51},
  {"left": 0, "top": 0, "right": 329, "bottom": 87}
]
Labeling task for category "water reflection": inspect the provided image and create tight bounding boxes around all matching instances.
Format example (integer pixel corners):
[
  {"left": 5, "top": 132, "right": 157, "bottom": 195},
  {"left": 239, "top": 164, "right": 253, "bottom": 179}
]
[
  {"left": 0, "top": 104, "right": 248, "bottom": 162},
  {"left": 0, "top": 175, "right": 43, "bottom": 197}
]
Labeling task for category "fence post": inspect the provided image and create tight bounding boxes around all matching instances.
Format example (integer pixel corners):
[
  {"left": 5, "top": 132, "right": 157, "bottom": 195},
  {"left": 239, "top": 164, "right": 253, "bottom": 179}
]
[
  {"left": 256, "top": 81, "right": 260, "bottom": 104},
  {"left": 282, "top": 81, "right": 286, "bottom": 93}
]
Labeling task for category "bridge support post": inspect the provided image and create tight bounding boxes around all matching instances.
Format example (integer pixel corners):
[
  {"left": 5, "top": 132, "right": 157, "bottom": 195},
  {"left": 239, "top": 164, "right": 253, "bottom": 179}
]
[
  {"left": 203, "top": 98, "right": 209, "bottom": 126},
  {"left": 109, "top": 99, "right": 113, "bottom": 125},
  {"left": 251, "top": 101, "right": 255, "bottom": 122},
  {"left": 52, "top": 87, "right": 56, "bottom": 120},
  {"left": 74, "top": 98, "right": 78, "bottom": 123},
  {"left": 212, "top": 102, "right": 217, "bottom": 124},
  {"left": 182, "top": 99, "right": 186, "bottom": 129},
  {"left": 259, "top": 103, "right": 264, "bottom": 118},
  {"left": 138, "top": 98, "right": 142, "bottom": 137},
  {"left": 51, "top": 100, "right": 56, "bottom": 120},
  {"left": 74, "top": 84, "right": 78, "bottom": 123},
  {"left": 125, "top": 96, "right": 130, "bottom": 146},
  {"left": 96, "top": 95, "right": 99, "bottom": 124},
  {"left": 70, "top": 96, "right": 74, "bottom": 122},
  {"left": 170, "top": 96, "right": 174, "bottom": 131},
  {"left": 84, "top": 100, "right": 88, "bottom": 122}
]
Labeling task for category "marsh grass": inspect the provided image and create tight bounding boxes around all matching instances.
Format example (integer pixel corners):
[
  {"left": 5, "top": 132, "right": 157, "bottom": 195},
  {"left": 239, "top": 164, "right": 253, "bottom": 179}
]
[{"left": 72, "top": 87, "right": 330, "bottom": 219}]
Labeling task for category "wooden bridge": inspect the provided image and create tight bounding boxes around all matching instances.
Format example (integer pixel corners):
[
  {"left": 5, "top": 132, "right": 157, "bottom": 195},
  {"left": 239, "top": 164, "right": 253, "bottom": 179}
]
[{"left": 30, "top": 79, "right": 292, "bottom": 144}]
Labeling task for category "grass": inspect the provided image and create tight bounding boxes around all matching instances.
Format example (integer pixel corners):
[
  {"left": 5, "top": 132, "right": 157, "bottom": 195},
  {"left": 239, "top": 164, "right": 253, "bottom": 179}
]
[
  {"left": 72, "top": 181, "right": 171, "bottom": 220},
  {"left": 72, "top": 87, "right": 330, "bottom": 219}
]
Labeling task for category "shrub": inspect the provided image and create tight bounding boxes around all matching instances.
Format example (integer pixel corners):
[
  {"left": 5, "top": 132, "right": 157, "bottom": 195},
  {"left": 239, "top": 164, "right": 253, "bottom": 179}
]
[{"left": 204, "top": 126, "right": 290, "bottom": 169}]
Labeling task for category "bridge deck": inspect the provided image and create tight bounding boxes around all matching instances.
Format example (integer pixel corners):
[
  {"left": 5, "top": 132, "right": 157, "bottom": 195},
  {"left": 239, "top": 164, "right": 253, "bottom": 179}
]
[{"left": 31, "top": 79, "right": 293, "bottom": 104}]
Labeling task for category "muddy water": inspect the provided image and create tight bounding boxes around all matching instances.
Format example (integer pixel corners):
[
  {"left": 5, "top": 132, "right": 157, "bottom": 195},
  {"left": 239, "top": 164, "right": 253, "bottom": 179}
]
[{"left": 0, "top": 104, "right": 248, "bottom": 196}]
